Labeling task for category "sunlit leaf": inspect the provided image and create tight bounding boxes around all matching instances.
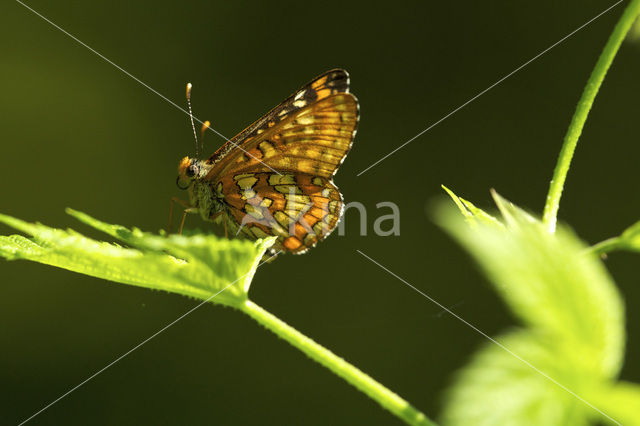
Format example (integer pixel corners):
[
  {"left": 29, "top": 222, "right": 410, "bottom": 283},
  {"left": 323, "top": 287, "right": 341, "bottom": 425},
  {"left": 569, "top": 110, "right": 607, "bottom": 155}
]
[
  {"left": 438, "top": 199, "right": 625, "bottom": 378},
  {"left": 440, "top": 330, "right": 596, "bottom": 426},
  {"left": 441, "top": 185, "right": 502, "bottom": 228},
  {"left": 436, "top": 195, "right": 627, "bottom": 425},
  {"left": 618, "top": 219, "right": 640, "bottom": 252},
  {"left": 0, "top": 209, "right": 275, "bottom": 307},
  {"left": 592, "top": 381, "right": 640, "bottom": 425}
]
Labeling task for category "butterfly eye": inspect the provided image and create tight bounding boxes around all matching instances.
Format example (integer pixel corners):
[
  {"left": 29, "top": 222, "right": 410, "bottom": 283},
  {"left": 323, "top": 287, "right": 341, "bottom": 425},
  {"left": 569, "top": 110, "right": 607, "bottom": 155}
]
[{"left": 186, "top": 164, "right": 199, "bottom": 177}]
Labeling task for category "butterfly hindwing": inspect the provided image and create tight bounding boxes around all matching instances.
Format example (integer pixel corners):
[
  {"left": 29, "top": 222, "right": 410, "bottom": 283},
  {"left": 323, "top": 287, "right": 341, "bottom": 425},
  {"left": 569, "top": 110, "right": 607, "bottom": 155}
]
[{"left": 218, "top": 172, "right": 343, "bottom": 253}]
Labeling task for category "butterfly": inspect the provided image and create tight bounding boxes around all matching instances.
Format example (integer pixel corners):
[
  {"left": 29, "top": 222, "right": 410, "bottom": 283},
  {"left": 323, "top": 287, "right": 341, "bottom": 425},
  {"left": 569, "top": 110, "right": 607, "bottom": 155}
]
[{"left": 174, "top": 69, "right": 359, "bottom": 256}]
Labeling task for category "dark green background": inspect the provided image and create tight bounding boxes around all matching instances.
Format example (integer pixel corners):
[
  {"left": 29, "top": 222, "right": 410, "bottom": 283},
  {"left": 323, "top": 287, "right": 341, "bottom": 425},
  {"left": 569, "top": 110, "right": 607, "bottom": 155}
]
[{"left": 1, "top": 1, "right": 639, "bottom": 424}]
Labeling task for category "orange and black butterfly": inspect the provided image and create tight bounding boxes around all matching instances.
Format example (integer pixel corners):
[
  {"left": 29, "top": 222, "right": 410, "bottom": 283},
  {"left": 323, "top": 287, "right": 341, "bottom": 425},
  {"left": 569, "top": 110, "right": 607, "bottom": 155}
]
[{"left": 174, "top": 69, "right": 359, "bottom": 256}]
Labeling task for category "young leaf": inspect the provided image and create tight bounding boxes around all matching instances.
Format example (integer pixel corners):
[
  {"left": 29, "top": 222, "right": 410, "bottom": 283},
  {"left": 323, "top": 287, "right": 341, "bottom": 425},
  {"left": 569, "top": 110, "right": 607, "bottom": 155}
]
[
  {"left": 440, "top": 330, "right": 596, "bottom": 426},
  {"left": 620, "top": 219, "right": 640, "bottom": 245},
  {"left": 0, "top": 210, "right": 275, "bottom": 307},
  {"left": 438, "top": 199, "right": 625, "bottom": 379},
  {"left": 436, "top": 197, "right": 627, "bottom": 424},
  {"left": 490, "top": 190, "right": 537, "bottom": 228},
  {"left": 592, "top": 381, "right": 640, "bottom": 426},
  {"left": 441, "top": 185, "right": 503, "bottom": 228}
]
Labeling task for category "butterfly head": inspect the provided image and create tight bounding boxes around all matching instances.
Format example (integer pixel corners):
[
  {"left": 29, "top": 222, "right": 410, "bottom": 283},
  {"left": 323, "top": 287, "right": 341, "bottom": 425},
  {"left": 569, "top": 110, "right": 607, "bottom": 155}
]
[{"left": 176, "top": 156, "right": 203, "bottom": 189}]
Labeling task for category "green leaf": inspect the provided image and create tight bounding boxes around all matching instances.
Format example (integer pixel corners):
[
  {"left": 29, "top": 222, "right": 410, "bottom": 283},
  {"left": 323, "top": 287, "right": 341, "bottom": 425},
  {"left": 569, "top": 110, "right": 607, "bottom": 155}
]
[
  {"left": 0, "top": 210, "right": 275, "bottom": 307},
  {"left": 490, "top": 190, "right": 537, "bottom": 228},
  {"left": 616, "top": 219, "right": 640, "bottom": 252},
  {"left": 441, "top": 330, "right": 594, "bottom": 426},
  {"left": 592, "top": 382, "right": 640, "bottom": 426},
  {"left": 438, "top": 198, "right": 625, "bottom": 379},
  {"left": 1, "top": 212, "right": 437, "bottom": 426},
  {"left": 620, "top": 219, "right": 640, "bottom": 244},
  {"left": 436, "top": 195, "right": 627, "bottom": 424},
  {"left": 441, "top": 185, "right": 503, "bottom": 229}
]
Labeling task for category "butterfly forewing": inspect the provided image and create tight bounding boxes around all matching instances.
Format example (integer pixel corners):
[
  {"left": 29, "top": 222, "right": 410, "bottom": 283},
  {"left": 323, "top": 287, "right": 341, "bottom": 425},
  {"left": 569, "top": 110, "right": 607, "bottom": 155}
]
[
  {"left": 226, "top": 69, "right": 351, "bottom": 146},
  {"left": 215, "top": 94, "right": 357, "bottom": 179},
  {"left": 205, "top": 69, "right": 358, "bottom": 179}
]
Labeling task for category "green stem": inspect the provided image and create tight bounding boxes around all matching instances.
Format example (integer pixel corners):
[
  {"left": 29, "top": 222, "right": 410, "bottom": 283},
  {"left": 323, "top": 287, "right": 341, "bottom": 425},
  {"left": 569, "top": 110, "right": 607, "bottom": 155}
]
[
  {"left": 542, "top": 0, "right": 640, "bottom": 232},
  {"left": 239, "top": 299, "right": 436, "bottom": 426},
  {"left": 587, "top": 236, "right": 622, "bottom": 255}
]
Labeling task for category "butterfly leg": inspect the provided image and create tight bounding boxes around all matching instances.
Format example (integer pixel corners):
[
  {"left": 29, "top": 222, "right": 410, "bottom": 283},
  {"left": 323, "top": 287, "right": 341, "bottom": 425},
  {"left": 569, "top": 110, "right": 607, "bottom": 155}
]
[
  {"left": 208, "top": 211, "right": 228, "bottom": 238},
  {"left": 168, "top": 197, "right": 196, "bottom": 235}
]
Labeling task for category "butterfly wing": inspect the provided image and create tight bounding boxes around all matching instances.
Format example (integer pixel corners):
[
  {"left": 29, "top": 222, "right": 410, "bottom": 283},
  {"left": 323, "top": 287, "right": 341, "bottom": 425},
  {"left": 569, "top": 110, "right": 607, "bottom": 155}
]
[
  {"left": 202, "top": 69, "right": 358, "bottom": 253},
  {"left": 204, "top": 69, "right": 358, "bottom": 179}
]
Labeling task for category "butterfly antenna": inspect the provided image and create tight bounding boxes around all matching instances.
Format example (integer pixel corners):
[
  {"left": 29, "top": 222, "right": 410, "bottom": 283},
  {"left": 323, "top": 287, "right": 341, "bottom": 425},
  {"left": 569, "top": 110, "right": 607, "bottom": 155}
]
[
  {"left": 186, "top": 83, "right": 199, "bottom": 157},
  {"left": 200, "top": 120, "right": 210, "bottom": 155}
]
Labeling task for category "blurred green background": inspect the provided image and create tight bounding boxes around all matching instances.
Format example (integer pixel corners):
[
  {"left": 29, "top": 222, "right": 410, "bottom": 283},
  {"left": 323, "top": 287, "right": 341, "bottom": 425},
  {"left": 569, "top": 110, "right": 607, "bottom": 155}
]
[{"left": 1, "top": 1, "right": 639, "bottom": 424}]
